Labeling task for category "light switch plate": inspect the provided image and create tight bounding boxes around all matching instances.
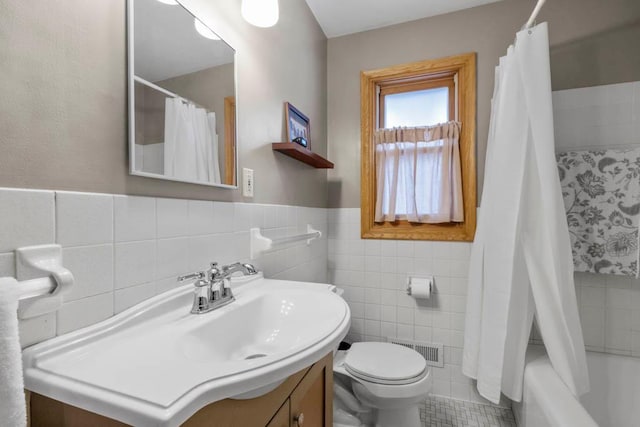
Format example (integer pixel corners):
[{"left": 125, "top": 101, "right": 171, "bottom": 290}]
[{"left": 243, "top": 168, "right": 254, "bottom": 198}]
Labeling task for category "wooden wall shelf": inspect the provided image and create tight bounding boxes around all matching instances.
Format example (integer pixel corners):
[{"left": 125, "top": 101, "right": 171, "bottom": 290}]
[{"left": 272, "top": 143, "right": 334, "bottom": 169}]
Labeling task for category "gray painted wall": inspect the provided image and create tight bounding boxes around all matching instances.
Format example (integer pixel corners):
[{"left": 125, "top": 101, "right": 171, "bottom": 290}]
[
  {"left": 326, "top": 0, "right": 640, "bottom": 208},
  {"left": 0, "top": 0, "right": 328, "bottom": 207},
  {"left": 135, "top": 83, "right": 166, "bottom": 146},
  {"left": 551, "top": 20, "right": 640, "bottom": 90}
]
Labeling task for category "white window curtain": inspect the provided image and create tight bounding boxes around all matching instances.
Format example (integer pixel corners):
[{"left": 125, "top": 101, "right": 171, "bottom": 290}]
[{"left": 374, "top": 121, "right": 464, "bottom": 223}]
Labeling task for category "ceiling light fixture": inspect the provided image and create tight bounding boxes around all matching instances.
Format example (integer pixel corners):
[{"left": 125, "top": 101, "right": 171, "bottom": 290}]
[
  {"left": 155, "top": 0, "right": 178, "bottom": 5},
  {"left": 241, "top": 0, "right": 279, "bottom": 28},
  {"left": 194, "top": 18, "right": 220, "bottom": 40}
]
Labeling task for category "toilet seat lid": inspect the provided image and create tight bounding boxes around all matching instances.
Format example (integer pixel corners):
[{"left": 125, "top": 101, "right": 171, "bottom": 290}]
[{"left": 344, "top": 342, "right": 427, "bottom": 383}]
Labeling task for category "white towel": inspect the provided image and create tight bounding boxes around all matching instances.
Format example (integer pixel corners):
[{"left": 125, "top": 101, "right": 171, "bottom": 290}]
[{"left": 0, "top": 277, "right": 27, "bottom": 427}]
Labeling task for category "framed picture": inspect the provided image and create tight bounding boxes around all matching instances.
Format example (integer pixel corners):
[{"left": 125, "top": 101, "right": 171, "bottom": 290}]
[{"left": 285, "top": 102, "right": 310, "bottom": 149}]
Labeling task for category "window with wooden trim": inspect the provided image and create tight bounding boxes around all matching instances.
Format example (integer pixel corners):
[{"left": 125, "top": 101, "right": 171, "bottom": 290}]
[
  {"left": 360, "top": 53, "right": 477, "bottom": 241},
  {"left": 379, "top": 74, "right": 455, "bottom": 128}
]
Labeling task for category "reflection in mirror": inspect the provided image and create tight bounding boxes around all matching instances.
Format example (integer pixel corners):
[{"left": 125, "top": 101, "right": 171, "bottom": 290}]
[{"left": 129, "top": 0, "right": 237, "bottom": 187}]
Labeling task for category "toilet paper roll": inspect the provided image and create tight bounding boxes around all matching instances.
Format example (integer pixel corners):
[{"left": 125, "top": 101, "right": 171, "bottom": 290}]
[{"left": 408, "top": 276, "right": 432, "bottom": 299}]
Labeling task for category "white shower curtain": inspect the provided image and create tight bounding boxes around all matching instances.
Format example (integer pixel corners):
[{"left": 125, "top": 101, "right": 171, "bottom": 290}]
[
  {"left": 164, "top": 97, "right": 194, "bottom": 181},
  {"left": 163, "top": 98, "right": 221, "bottom": 184},
  {"left": 462, "top": 23, "right": 589, "bottom": 404}
]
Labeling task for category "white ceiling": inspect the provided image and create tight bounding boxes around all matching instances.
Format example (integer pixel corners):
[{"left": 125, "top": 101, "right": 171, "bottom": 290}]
[
  {"left": 134, "top": 0, "right": 234, "bottom": 82},
  {"left": 304, "top": 0, "right": 504, "bottom": 38}
]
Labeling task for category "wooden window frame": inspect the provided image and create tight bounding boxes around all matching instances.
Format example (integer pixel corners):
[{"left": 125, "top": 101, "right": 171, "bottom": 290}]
[
  {"left": 224, "top": 96, "right": 236, "bottom": 186},
  {"left": 360, "top": 53, "right": 477, "bottom": 241}
]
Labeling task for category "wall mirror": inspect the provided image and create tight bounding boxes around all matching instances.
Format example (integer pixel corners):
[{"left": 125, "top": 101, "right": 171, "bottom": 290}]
[{"left": 128, "top": 0, "right": 237, "bottom": 187}]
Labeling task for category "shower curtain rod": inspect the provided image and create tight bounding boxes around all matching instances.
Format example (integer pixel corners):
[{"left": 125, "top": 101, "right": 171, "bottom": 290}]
[
  {"left": 133, "top": 75, "right": 196, "bottom": 106},
  {"left": 524, "top": 0, "right": 547, "bottom": 29}
]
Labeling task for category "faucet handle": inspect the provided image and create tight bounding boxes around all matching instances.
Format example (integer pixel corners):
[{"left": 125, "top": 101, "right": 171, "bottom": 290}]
[
  {"left": 208, "top": 262, "right": 223, "bottom": 280},
  {"left": 221, "top": 278, "right": 234, "bottom": 298},
  {"left": 177, "top": 271, "right": 206, "bottom": 283}
]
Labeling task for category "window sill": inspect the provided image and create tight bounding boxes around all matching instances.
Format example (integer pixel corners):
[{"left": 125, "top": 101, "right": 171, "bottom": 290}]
[{"left": 362, "top": 218, "right": 475, "bottom": 242}]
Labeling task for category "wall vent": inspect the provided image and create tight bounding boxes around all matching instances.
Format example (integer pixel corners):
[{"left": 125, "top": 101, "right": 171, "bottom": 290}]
[{"left": 385, "top": 338, "right": 444, "bottom": 368}]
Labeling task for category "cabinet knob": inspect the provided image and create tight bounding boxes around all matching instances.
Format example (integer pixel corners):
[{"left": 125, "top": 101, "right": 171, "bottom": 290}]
[{"left": 294, "top": 412, "right": 304, "bottom": 426}]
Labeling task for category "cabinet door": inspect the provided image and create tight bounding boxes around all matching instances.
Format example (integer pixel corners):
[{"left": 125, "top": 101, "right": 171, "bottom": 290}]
[
  {"left": 290, "top": 353, "right": 333, "bottom": 427},
  {"left": 266, "top": 399, "right": 290, "bottom": 427}
]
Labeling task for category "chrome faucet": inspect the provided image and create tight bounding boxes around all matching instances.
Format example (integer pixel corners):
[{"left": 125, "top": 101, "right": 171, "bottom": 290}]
[{"left": 178, "top": 262, "right": 259, "bottom": 314}]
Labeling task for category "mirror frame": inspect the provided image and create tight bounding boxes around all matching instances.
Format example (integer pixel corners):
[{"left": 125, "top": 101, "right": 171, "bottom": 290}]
[{"left": 126, "top": 0, "right": 239, "bottom": 189}]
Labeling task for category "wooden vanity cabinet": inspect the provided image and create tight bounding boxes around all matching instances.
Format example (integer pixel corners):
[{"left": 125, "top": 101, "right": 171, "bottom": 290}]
[
  {"left": 266, "top": 400, "right": 290, "bottom": 427},
  {"left": 28, "top": 352, "right": 333, "bottom": 427},
  {"left": 289, "top": 356, "right": 328, "bottom": 427}
]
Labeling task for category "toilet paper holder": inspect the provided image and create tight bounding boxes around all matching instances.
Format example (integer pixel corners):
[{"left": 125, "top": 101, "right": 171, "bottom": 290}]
[{"left": 406, "top": 275, "right": 433, "bottom": 297}]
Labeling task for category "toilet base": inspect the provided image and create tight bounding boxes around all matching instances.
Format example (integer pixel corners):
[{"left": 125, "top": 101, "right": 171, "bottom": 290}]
[
  {"left": 333, "top": 348, "right": 431, "bottom": 427},
  {"left": 375, "top": 404, "right": 422, "bottom": 427},
  {"left": 350, "top": 378, "right": 427, "bottom": 427}
]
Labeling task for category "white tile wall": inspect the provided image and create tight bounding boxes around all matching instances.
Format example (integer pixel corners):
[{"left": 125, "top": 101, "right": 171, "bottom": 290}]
[
  {"left": 0, "top": 253, "right": 15, "bottom": 278},
  {"left": 114, "top": 240, "right": 156, "bottom": 289},
  {"left": 539, "top": 81, "right": 640, "bottom": 358},
  {"left": 531, "top": 272, "right": 640, "bottom": 358},
  {"left": 513, "top": 275, "right": 637, "bottom": 374},
  {"left": 18, "top": 314, "right": 56, "bottom": 349},
  {"left": 62, "top": 244, "right": 114, "bottom": 302},
  {"left": 56, "top": 191, "right": 113, "bottom": 247},
  {"left": 0, "top": 188, "right": 328, "bottom": 348},
  {"left": 327, "top": 208, "right": 505, "bottom": 406},
  {"left": 187, "top": 200, "right": 216, "bottom": 236},
  {"left": 156, "top": 238, "right": 189, "bottom": 280},
  {"left": 115, "top": 282, "right": 157, "bottom": 314},
  {"left": 553, "top": 81, "right": 640, "bottom": 151},
  {"left": 156, "top": 198, "right": 189, "bottom": 238},
  {"left": 57, "top": 293, "right": 115, "bottom": 335},
  {"left": 114, "top": 196, "right": 156, "bottom": 242}
]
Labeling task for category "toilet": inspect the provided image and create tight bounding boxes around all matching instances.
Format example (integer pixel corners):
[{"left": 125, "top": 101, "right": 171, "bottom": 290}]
[{"left": 333, "top": 341, "right": 431, "bottom": 427}]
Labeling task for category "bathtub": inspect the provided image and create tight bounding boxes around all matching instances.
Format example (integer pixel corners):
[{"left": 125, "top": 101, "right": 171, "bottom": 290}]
[{"left": 513, "top": 345, "right": 640, "bottom": 427}]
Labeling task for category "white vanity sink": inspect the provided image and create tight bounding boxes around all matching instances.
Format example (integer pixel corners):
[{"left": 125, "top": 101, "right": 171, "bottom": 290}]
[{"left": 22, "top": 276, "right": 350, "bottom": 426}]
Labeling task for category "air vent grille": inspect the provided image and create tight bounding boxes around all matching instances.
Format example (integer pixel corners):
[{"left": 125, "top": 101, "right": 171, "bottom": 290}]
[
  {"left": 385, "top": 338, "right": 444, "bottom": 368},
  {"left": 395, "top": 342, "right": 413, "bottom": 350}
]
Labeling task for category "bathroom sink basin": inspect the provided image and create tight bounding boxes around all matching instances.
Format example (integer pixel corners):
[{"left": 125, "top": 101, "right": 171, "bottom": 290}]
[
  {"left": 22, "top": 276, "right": 350, "bottom": 426},
  {"left": 181, "top": 290, "right": 339, "bottom": 364}
]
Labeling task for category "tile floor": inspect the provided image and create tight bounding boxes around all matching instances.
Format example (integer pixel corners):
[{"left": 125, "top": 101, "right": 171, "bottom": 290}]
[{"left": 420, "top": 396, "right": 516, "bottom": 427}]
